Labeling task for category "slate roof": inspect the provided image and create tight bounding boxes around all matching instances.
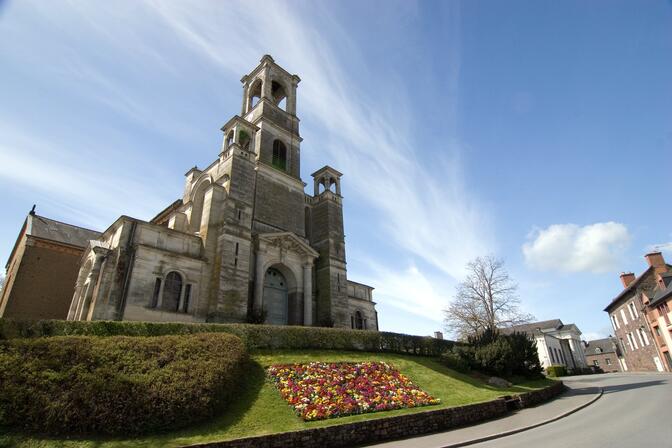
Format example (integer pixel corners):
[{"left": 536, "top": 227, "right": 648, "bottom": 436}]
[
  {"left": 650, "top": 277, "right": 672, "bottom": 307},
  {"left": 5, "top": 212, "right": 101, "bottom": 269},
  {"left": 604, "top": 265, "right": 672, "bottom": 311},
  {"left": 27, "top": 214, "right": 100, "bottom": 247},
  {"left": 500, "top": 319, "right": 563, "bottom": 335},
  {"left": 584, "top": 338, "right": 619, "bottom": 356}
]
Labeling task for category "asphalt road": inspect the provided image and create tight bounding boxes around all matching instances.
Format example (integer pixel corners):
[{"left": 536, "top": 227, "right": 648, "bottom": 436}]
[{"left": 469, "top": 372, "right": 671, "bottom": 448}]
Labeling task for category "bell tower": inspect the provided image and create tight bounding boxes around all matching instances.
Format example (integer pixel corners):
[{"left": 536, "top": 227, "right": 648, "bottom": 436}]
[
  {"left": 309, "top": 166, "right": 349, "bottom": 327},
  {"left": 240, "top": 55, "right": 302, "bottom": 180}
]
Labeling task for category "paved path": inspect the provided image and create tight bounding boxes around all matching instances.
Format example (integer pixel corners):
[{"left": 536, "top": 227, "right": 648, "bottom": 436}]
[{"left": 366, "top": 373, "right": 671, "bottom": 448}]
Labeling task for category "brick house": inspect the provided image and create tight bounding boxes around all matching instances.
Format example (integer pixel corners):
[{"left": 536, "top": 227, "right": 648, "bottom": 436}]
[
  {"left": 604, "top": 252, "right": 672, "bottom": 372},
  {"left": 0, "top": 210, "right": 100, "bottom": 319},
  {"left": 642, "top": 271, "right": 672, "bottom": 370},
  {"left": 583, "top": 337, "right": 623, "bottom": 373}
]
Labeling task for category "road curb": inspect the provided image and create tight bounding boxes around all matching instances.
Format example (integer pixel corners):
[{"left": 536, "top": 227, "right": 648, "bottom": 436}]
[{"left": 439, "top": 386, "right": 604, "bottom": 448}]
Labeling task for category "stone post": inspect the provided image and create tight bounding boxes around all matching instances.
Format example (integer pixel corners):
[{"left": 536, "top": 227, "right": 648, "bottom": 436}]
[{"left": 303, "top": 262, "right": 313, "bottom": 326}]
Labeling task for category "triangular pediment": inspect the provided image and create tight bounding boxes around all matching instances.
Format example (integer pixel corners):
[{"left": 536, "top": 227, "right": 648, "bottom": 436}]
[{"left": 258, "top": 232, "right": 319, "bottom": 258}]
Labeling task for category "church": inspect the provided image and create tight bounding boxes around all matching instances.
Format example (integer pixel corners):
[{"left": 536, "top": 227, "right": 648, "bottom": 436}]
[{"left": 67, "top": 55, "right": 378, "bottom": 330}]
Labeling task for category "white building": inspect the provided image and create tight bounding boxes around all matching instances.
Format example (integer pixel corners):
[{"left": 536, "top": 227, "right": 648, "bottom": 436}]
[{"left": 502, "top": 319, "right": 588, "bottom": 370}]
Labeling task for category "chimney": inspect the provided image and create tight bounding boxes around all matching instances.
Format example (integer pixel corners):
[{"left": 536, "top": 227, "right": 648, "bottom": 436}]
[
  {"left": 433, "top": 331, "right": 443, "bottom": 340},
  {"left": 645, "top": 252, "right": 667, "bottom": 274},
  {"left": 620, "top": 272, "right": 636, "bottom": 288}
]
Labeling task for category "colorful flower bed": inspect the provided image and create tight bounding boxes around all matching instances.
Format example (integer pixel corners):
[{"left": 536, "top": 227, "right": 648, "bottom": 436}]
[{"left": 267, "top": 361, "right": 440, "bottom": 421}]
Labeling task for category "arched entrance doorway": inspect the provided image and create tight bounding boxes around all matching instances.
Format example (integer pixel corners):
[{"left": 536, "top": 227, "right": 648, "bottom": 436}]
[{"left": 263, "top": 267, "right": 288, "bottom": 325}]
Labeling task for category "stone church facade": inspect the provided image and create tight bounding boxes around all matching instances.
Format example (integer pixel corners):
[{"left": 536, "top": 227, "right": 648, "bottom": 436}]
[{"left": 68, "top": 55, "right": 378, "bottom": 330}]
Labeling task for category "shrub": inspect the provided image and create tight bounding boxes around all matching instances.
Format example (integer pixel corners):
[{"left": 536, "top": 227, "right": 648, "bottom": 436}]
[
  {"left": 440, "top": 347, "right": 472, "bottom": 373},
  {"left": 444, "top": 329, "right": 542, "bottom": 379},
  {"left": 546, "top": 365, "right": 567, "bottom": 377},
  {"left": 0, "top": 332, "right": 247, "bottom": 435},
  {"left": 0, "top": 319, "right": 457, "bottom": 357}
]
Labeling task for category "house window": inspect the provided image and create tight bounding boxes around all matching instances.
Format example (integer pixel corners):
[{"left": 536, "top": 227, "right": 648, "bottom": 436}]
[
  {"left": 150, "top": 278, "right": 161, "bottom": 308},
  {"left": 550, "top": 348, "right": 556, "bottom": 364},
  {"left": 638, "top": 327, "right": 650, "bottom": 346},
  {"left": 627, "top": 332, "right": 638, "bottom": 350},
  {"left": 272, "top": 140, "right": 287, "bottom": 171},
  {"left": 658, "top": 303, "right": 671, "bottom": 326},
  {"left": 593, "top": 360, "right": 599, "bottom": 366},
  {"left": 620, "top": 309, "right": 629, "bottom": 325},
  {"left": 654, "top": 325, "right": 664, "bottom": 342},
  {"left": 628, "top": 302, "right": 638, "bottom": 320},
  {"left": 354, "top": 311, "right": 364, "bottom": 330},
  {"left": 606, "top": 358, "right": 612, "bottom": 366},
  {"left": 611, "top": 315, "right": 620, "bottom": 330},
  {"left": 620, "top": 338, "right": 627, "bottom": 353}
]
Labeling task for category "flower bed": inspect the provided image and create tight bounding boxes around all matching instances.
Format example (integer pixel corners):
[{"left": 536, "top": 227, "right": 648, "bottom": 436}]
[{"left": 267, "top": 361, "right": 440, "bottom": 421}]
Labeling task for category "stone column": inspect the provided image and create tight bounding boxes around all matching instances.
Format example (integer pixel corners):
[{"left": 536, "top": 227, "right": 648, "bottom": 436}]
[
  {"left": 241, "top": 81, "right": 249, "bottom": 115},
  {"left": 261, "top": 66, "right": 272, "bottom": 100},
  {"left": 303, "top": 262, "right": 313, "bottom": 326},
  {"left": 253, "top": 249, "right": 266, "bottom": 312}
]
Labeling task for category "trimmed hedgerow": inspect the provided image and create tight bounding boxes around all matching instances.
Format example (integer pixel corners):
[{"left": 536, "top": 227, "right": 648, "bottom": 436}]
[
  {"left": 0, "top": 332, "right": 247, "bottom": 435},
  {"left": 0, "top": 319, "right": 457, "bottom": 356}
]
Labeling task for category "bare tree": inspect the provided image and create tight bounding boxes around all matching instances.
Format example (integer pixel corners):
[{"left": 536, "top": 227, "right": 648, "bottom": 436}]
[{"left": 444, "top": 256, "right": 534, "bottom": 339}]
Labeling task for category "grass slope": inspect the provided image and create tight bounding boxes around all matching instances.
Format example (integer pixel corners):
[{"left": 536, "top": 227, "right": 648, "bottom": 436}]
[{"left": 0, "top": 350, "right": 554, "bottom": 448}]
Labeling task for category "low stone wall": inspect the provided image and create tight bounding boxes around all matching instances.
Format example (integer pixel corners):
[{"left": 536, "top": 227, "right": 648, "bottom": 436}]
[
  {"left": 188, "top": 382, "right": 564, "bottom": 448},
  {"left": 517, "top": 381, "right": 565, "bottom": 408}
]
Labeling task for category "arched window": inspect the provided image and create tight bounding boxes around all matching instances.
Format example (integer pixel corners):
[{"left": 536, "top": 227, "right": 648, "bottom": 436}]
[
  {"left": 162, "top": 272, "right": 182, "bottom": 312},
  {"left": 354, "top": 311, "right": 364, "bottom": 330},
  {"left": 272, "top": 140, "right": 287, "bottom": 171},
  {"left": 226, "top": 130, "right": 234, "bottom": 148},
  {"left": 248, "top": 79, "right": 262, "bottom": 109},
  {"left": 271, "top": 80, "right": 287, "bottom": 111}
]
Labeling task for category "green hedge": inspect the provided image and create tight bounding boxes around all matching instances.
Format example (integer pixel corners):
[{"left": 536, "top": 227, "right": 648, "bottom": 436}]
[
  {"left": 546, "top": 365, "right": 567, "bottom": 377},
  {"left": 0, "top": 319, "right": 456, "bottom": 356},
  {"left": 0, "top": 332, "right": 247, "bottom": 435}
]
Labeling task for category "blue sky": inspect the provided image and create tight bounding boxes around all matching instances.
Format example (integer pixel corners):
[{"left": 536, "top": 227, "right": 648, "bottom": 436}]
[{"left": 1, "top": 0, "right": 671, "bottom": 340}]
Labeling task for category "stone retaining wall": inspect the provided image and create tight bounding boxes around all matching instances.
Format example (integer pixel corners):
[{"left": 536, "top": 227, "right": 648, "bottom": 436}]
[
  {"left": 189, "top": 381, "right": 564, "bottom": 448},
  {"left": 517, "top": 381, "right": 565, "bottom": 408}
]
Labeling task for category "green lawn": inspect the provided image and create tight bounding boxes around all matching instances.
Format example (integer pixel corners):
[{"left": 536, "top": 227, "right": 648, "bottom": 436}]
[{"left": 0, "top": 350, "right": 554, "bottom": 448}]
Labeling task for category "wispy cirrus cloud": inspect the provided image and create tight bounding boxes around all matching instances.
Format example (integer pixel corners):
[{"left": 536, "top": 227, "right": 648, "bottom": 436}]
[
  {"left": 0, "top": 123, "right": 170, "bottom": 229},
  {"left": 145, "top": 0, "right": 493, "bottom": 278},
  {"left": 0, "top": 1, "right": 493, "bottom": 323}
]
